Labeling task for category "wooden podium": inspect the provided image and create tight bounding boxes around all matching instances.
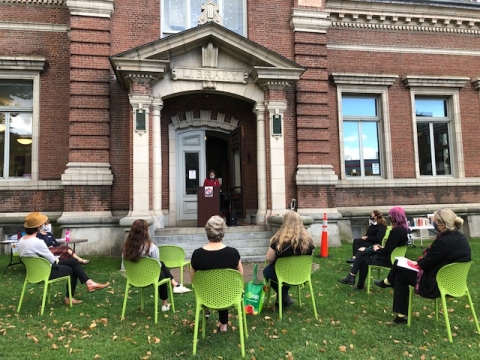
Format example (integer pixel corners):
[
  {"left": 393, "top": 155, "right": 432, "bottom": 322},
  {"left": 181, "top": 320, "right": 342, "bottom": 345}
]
[{"left": 197, "top": 186, "right": 220, "bottom": 227}]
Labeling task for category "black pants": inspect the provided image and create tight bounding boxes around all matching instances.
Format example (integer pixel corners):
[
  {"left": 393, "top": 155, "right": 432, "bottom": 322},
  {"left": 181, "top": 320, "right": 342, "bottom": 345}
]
[
  {"left": 386, "top": 260, "right": 417, "bottom": 315},
  {"left": 158, "top": 261, "right": 173, "bottom": 301},
  {"left": 352, "top": 238, "right": 377, "bottom": 256},
  {"left": 50, "top": 258, "right": 90, "bottom": 296},
  {"left": 350, "top": 251, "right": 391, "bottom": 287}
]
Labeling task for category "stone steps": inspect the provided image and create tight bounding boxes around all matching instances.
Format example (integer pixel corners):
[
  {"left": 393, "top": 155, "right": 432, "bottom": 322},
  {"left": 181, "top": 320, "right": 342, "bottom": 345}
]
[{"left": 153, "top": 225, "right": 272, "bottom": 263}]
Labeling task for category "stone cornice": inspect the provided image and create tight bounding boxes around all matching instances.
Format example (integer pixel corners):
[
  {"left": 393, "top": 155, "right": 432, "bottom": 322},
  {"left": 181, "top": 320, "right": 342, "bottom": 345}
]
[
  {"left": 0, "top": 56, "right": 45, "bottom": 71},
  {"left": 326, "top": 0, "right": 480, "bottom": 34},
  {"left": 251, "top": 66, "right": 305, "bottom": 89},
  {"left": 331, "top": 73, "right": 398, "bottom": 86},
  {"left": 402, "top": 75, "right": 469, "bottom": 88},
  {"left": 110, "top": 58, "right": 168, "bottom": 87},
  {"left": 290, "top": 8, "right": 331, "bottom": 33},
  {"left": 66, "top": 0, "right": 114, "bottom": 18}
]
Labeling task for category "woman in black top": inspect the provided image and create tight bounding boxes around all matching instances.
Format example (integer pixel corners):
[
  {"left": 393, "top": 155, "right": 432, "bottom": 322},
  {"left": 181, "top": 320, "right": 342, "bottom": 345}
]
[
  {"left": 190, "top": 215, "right": 242, "bottom": 332},
  {"left": 346, "top": 210, "right": 387, "bottom": 263},
  {"left": 338, "top": 206, "right": 409, "bottom": 290},
  {"left": 263, "top": 211, "right": 314, "bottom": 307},
  {"left": 375, "top": 208, "right": 471, "bottom": 324}
]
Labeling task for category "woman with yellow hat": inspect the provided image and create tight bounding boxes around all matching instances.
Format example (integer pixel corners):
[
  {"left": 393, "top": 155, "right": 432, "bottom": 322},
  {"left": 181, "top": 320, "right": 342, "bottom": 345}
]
[{"left": 18, "top": 212, "right": 110, "bottom": 305}]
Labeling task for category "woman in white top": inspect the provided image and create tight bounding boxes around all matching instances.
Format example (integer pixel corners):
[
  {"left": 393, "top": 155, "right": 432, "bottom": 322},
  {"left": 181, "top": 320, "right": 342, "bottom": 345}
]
[
  {"left": 122, "top": 219, "right": 191, "bottom": 312},
  {"left": 18, "top": 212, "right": 109, "bottom": 305}
]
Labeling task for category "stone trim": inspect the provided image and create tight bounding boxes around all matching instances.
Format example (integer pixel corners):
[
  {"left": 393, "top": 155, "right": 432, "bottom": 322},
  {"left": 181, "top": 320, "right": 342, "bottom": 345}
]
[
  {"left": 336, "top": 177, "right": 480, "bottom": 188},
  {"left": 290, "top": 8, "right": 331, "bottom": 33},
  {"left": 0, "top": 0, "right": 65, "bottom": 4},
  {"left": 331, "top": 73, "right": 397, "bottom": 86},
  {"left": 170, "top": 110, "right": 238, "bottom": 131},
  {"left": 296, "top": 165, "right": 338, "bottom": 186},
  {"left": 473, "top": 78, "right": 480, "bottom": 90},
  {"left": 327, "top": 0, "right": 480, "bottom": 34},
  {"left": 402, "top": 75, "right": 469, "bottom": 88},
  {"left": 327, "top": 44, "right": 480, "bottom": 57},
  {"left": 0, "top": 56, "right": 45, "bottom": 71},
  {"left": 66, "top": 0, "right": 114, "bottom": 18},
  {"left": 0, "top": 180, "right": 63, "bottom": 190},
  {"left": 0, "top": 21, "right": 68, "bottom": 32},
  {"left": 61, "top": 162, "right": 113, "bottom": 186}
]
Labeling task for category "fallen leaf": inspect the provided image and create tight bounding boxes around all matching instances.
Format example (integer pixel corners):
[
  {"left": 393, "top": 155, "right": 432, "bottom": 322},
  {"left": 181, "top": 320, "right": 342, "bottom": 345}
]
[
  {"left": 94, "top": 355, "right": 101, "bottom": 359},
  {"left": 281, "top": 329, "right": 287, "bottom": 335},
  {"left": 339, "top": 346, "right": 347, "bottom": 352},
  {"left": 47, "top": 332, "right": 53, "bottom": 339},
  {"left": 51, "top": 344, "right": 58, "bottom": 350}
]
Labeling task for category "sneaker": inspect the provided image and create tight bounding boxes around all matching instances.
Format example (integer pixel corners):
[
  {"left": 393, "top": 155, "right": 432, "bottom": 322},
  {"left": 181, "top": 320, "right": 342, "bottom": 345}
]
[
  {"left": 392, "top": 315, "right": 408, "bottom": 324},
  {"left": 173, "top": 284, "right": 192, "bottom": 294},
  {"left": 161, "top": 304, "right": 171, "bottom": 312}
]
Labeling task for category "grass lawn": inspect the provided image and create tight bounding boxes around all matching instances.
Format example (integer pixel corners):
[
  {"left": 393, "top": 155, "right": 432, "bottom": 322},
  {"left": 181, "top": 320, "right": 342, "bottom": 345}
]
[{"left": 1, "top": 239, "right": 479, "bottom": 359}]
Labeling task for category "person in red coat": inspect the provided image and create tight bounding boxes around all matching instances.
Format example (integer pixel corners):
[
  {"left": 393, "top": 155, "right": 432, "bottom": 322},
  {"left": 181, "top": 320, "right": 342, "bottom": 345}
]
[{"left": 203, "top": 170, "right": 220, "bottom": 187}]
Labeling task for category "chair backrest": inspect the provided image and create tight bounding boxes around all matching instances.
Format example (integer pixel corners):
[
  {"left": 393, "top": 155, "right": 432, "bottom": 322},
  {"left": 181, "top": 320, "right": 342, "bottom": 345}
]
[
  {"left": 390, "top": 245, "right": 408, "bottom": 264},
  {"left": 123, "top": 257, "right": 161, "bottom": 288},
  {"left": 21, "top": 256, "right": 52, "bottom": 284},
  {"left": 381, "top": 225, "right": 393, "bottom": 246},
  {"left": 159, "top": 245, "right": 187, "bottom": 268},
  {"left": 274, "top": 254, "right": 313, "bottom": 286},
  {"left": 192, "top": 269, "right": 244, "bottom": 310},
  {"left": 436, "top": 261, "right": 472, "bottom": 298}
]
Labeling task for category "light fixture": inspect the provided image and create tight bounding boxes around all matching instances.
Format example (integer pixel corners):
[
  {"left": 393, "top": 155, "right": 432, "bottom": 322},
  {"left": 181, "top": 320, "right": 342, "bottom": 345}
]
[
  {"left": 135, "top": 109, "right": 146, "bottom": 135},
  {"left": 271, "top": 114, "right": 282, "bottom": 138},
  {"left": 17, "top": 138, "right": 33, "bottom": 145}
]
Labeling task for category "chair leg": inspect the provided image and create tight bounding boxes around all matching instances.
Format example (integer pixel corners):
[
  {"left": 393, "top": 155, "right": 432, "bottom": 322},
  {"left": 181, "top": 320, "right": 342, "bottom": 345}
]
[
  {"left": 435, "top": 298, "right": 439, "bottom": 321},
  {"left": 307, "top": 280, "right": 318, "bottom": 320},
  {"left": 41, "top": 281, "right": 49, "bottom": 315},
  {"left": 236, "top": 303, "right": 246, "bottom": 357},
  {"left": 407, "top": 286, "right": 414, "bottom": 327},
  {"left": 140, "top": 288, "right": 144, "bottom": 310},
  {"left": 265, "top": 280, "right": 272, "bottom": 309},
  {"left": 154, "top": 284, "right": 158, "bottom": 324},
  {"left": 180, "top": 266, "right": 184, "bottom": 286},
  {"left": 241, "top": 297, "right": 248, "bottom": 338},
  {"left": 466, "top": 290, "right": 480, "bottom": 334},
  {"left": 121, "top": 283, "right": 130, "bottom": 320},
  {"left": 167, "top": 281, "right": 175, "bottom": 312},
  {"left": 440, "top": 294, "right": 453, "bottom": 342},
  {"left": 366, "top": 266, "right": 372, "bottom": 294},
  {"left": 193, "top": 305, "right": 202, "bottom": 355},
  {"left": 17, "top": 280, "right": 28, "bottom": 313},
  {"left": 66, "top": 277, "right": 72, "bottom": 307},
  {"left": 278, "top": 282, "right": 283, "bottom": 320}
]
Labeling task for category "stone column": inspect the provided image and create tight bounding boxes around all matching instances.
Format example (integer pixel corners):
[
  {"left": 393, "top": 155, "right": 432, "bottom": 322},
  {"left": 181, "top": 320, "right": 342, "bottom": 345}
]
[
  {"left": 254, "top": 103, "right": 267, "bottom": 223},
  {"left": 151, "top": 98, "right": 164, "bottom": 229}
]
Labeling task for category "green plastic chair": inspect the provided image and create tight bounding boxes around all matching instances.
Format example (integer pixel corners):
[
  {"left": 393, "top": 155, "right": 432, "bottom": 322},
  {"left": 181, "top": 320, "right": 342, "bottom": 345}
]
[
  {"left": 122, "top": 257, "right": 175, "bottom": 324},
  {"left": 381, "top": 226, "right": 393, "bottom": 246},
  {"left": 407, "top": 261, "right": 480, "bottom": 342},
  {"left": 192, "top": 269, "right": 247, "bottom": 357},
  {"left": 17, "top": 256, "right": 72, "bottom": 315},
  {"left": 159, "top": 245, "right": 191, "bottom": 285},
  {"left": 366, "top": 245, "right": 408, "bottom": 294},
  {"left": 265, "top": 254, "right": 317, "bottom": 320}
]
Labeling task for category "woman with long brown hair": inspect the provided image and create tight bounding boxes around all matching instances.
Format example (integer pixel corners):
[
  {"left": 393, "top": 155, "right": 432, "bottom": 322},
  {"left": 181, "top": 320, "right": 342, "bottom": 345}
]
[
  {"left": 123, "top": 220, "right": 191, "bottom": 312},
  {"left": 263, "top": 211, "right": 315, "bottom": 307}
]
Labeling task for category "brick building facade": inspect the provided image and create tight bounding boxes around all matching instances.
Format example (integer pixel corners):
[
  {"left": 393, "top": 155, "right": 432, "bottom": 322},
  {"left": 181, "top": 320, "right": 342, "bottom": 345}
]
[{"left": 1, "top": 0, "right": 480, "bottom": 254}]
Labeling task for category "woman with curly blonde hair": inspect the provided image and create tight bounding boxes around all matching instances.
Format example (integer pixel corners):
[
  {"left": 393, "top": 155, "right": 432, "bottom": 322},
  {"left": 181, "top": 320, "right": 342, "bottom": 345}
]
[{"left": 263, "top": 211, "right": 315, "bottom": 307}]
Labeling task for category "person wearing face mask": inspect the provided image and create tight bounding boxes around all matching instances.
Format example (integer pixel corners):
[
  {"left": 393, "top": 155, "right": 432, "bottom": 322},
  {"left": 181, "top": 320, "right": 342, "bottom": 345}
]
[
  {"left": 338, "top": 206, "right": 409, "bottom": 291},
  {"left": 36, "top": 219, "right": 90, "bottom": 264},
  {"left": 203, "top": 170, "right": 220, "bottom": 187},
  {"left": 346, "top": 210, "right": 387, "bottom": 264},
  {"left": 374, "top": 208, "right": 471, "bottom": 324}
]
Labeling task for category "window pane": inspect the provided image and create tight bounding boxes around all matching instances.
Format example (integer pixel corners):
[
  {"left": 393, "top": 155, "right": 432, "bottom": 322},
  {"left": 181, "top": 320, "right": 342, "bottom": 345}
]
[
  {"left": 0, "top": 80, "right": 33, "bottom": 108},
  {"left": 189, "top": 0, "right": 204, "bottom": 27},
  {"left": 223, "top": 0, "right": 244, "bottom": 35},
  {"left": 185, "top": 152, "right": 199, "bottom": 194},
  {"left": 9, "top": 112, "right": 32, "bottom": 178},
  {"left": 433, "top": 123, "right": 451, "bottom": 175},
  {"left": 164, "top": 0, "right": 187, "bottom": 33},
  {"left": 417, "top": 123, "right": 433, "bottom": 175},
  {"left": 343, "top": 122, "right": 361, "bottom": 176},
  {"left": 415, "top": 98, "right": 447, "bottom": 117},
  {"left": 342, "top": 97, "right": 377, "bottom": 117},
  {"left": 362, "top": 122, "right": 380, "bottom": 176}
]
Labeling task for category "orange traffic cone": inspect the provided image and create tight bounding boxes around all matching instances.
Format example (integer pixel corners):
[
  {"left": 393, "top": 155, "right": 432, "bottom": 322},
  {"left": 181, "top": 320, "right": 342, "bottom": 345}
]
[{"left": 317, "top": 213, "right": 329, "bottom": 258}]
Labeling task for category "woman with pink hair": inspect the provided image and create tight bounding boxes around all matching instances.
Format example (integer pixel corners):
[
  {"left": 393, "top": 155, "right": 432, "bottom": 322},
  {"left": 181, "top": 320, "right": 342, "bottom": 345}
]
[{"left": 338, "top": 206, "right": 409, "bottom": 290}]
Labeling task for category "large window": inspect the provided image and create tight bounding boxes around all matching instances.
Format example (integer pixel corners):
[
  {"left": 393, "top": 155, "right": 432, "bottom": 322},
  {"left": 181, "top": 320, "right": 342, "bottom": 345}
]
[
  {"left": 342, "top": 95, "right": 382, "bottom": 178},
  {"left": 415, "top": 97, "right": 452, "bottom": 176},
  {"left": 0, "top": 80, "right": 33, "bottom": 179},
  {"left": 161, "top": 0, "right": 246, "bottom": 37}
]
